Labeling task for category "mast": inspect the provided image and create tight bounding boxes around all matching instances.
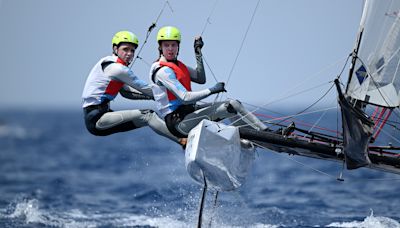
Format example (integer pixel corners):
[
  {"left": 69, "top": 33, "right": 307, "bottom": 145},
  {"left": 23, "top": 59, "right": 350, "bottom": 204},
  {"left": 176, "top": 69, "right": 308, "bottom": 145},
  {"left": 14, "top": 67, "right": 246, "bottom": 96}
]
[
  {"left": 346, "top": 29, "right": 364, "bottom": 94},
  {"left": 345, "top": 0, "right": 368, "bottom": 94}
]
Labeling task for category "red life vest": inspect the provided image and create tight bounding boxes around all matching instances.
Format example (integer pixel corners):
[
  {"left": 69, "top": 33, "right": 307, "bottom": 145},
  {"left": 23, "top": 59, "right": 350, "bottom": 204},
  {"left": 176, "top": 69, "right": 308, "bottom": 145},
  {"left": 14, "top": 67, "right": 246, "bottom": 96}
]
[
  {"left": 104, "top": 57, "right": 127, "bottom": 97},
  {"left": 158, "top": 60, "right": 192, "bottom": 101}
]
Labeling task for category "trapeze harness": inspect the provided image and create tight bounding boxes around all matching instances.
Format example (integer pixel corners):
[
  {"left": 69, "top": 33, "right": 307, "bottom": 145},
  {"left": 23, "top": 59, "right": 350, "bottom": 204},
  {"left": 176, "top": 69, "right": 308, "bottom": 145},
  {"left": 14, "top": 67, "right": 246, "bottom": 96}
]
[
  {"left": 82, "top": 57, "right": 139, "bottom": 136},
  {"left": 153, "top": 60, "right": 195, "bottom": 138}
]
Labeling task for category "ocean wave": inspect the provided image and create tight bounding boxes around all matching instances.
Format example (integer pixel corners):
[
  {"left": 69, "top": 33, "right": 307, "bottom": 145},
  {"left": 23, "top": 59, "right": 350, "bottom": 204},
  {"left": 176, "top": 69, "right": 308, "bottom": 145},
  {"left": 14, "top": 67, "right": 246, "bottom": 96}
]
[{"left": 327, "top": 210, "right": 400, "bottom": 228}]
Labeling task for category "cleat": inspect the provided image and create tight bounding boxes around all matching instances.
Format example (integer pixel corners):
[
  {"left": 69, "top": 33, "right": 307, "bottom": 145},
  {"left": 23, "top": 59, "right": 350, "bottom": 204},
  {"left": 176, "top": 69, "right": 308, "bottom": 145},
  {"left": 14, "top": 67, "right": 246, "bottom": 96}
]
[{"left": 282, "top": 122, "right": 295, "bottom": 136}]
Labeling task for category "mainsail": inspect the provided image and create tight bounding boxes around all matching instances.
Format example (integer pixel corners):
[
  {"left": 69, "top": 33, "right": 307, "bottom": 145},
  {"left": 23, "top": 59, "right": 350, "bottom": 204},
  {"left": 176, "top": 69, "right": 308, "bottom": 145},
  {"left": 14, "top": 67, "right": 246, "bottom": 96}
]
[
  {"left": 338, "top": 0, "right": 400, "bottom": 169},
  {"left": 239, "top": 0, "right": 400, "bottom": 174},
  {"left": 186, "top": 0, "right": 400, "bottom": 182},
  {"left": 346, "top": 0, "right": 400, "bottom": 107}
]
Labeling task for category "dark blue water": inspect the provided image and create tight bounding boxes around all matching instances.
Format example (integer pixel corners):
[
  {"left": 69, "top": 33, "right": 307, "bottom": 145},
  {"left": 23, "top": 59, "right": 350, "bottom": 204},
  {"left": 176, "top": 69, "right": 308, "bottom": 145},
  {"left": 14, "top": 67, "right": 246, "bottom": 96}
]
[{"left": 1, "top": 109, "right": 399, "bottom": 228}]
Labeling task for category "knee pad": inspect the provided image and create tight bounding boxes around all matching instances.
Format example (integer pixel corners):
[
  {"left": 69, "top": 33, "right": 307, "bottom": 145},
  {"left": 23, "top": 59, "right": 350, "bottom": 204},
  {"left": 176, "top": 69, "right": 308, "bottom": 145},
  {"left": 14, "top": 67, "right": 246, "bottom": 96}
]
[{"left": 225, "top": 99, "right": 242, "bottom": 114}]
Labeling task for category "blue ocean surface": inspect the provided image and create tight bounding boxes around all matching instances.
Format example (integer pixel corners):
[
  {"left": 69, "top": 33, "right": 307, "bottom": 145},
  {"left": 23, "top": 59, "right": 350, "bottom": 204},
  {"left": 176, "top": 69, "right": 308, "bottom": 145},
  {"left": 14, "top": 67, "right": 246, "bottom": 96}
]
[{"left": 1, "top": 109, "right": 400, "bottom": 228}]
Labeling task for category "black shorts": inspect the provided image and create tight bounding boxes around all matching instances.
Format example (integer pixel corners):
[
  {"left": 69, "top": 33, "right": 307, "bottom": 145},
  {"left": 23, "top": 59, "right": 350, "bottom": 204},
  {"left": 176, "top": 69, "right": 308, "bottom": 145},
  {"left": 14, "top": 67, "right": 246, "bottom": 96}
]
[
  {"left": 164, "top": 105, "right": 195, "bottom": 138},
  {"left": 83, "top": 102, "right": 137, "bottom": 136}
]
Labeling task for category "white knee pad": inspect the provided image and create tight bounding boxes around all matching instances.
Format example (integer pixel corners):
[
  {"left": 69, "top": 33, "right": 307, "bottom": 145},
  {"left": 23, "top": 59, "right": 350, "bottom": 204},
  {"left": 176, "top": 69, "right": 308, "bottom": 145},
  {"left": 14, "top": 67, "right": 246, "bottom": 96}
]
[
  {"left": 96, "top": 112, "right": 125, "bottom": 129},
  {"left": 225, "top": 99, "right": 243, "bottom": 114}
]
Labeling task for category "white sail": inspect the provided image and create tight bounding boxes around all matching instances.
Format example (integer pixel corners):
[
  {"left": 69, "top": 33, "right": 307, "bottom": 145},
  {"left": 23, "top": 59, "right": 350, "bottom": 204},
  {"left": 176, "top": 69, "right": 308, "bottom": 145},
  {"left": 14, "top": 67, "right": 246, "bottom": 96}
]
[{"left": 347, "top": 0, "right": 400, "bottom": 107}]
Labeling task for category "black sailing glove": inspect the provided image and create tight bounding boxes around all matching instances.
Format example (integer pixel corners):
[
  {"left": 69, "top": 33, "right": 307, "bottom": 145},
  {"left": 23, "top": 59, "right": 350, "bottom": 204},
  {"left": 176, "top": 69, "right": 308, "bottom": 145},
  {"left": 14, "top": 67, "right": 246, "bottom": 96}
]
[
  {"left": 209, "top": 82, "right": 227, "bottom": 95},
  {"left": 194, "top": 36, "right": 204, "bottom": 55}
]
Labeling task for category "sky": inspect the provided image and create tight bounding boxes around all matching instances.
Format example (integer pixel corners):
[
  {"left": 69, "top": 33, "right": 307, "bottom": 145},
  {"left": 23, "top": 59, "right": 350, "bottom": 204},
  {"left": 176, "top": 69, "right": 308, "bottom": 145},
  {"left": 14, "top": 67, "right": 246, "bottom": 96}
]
[{"left": 0, "top": 0, "right": 364, "bottom": 110}]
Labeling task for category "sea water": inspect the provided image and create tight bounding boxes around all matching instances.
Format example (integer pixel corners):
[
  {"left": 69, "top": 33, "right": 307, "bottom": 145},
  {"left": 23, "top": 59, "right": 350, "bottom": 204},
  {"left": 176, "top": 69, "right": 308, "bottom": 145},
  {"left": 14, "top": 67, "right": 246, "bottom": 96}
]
[{"left": 0, "top": 109, "right": 399, "bottom": 228}]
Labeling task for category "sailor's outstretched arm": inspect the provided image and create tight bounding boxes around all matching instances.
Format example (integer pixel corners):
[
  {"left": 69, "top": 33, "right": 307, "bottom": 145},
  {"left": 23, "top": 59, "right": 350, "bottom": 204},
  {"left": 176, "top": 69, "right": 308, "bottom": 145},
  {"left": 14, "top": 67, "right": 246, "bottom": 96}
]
[
  {"left": 104, "top": 63, "right": 153, "bottom": 97},
  {"left": 155, "top": 66, "right": 211, "bottom": 104},
  {"left": 119, "top": 85, "right": 153, "bottom": 100}
]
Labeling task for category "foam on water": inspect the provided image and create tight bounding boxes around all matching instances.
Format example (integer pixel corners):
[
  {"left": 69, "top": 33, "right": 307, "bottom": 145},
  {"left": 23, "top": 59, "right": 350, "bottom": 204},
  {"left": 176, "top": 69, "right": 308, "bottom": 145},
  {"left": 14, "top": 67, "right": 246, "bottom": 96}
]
[
  {"left": 1, "top": 197, "right": 186, "bottom": 227},
  {"left": 1, "top": 110, "right": 400, "bottom": 227},
  {"left": 327, "top": 211, "right": 400, "bottom": 228},
  {"left": 0, "top": 197, "right": 282, "bottom": 228}
]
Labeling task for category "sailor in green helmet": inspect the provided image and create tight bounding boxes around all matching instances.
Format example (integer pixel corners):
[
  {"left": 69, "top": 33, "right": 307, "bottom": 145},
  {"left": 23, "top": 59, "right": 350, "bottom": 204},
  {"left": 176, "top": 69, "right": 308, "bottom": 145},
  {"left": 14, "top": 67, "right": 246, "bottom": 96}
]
[
  {"left": 82, "top": 30, "right": 178, "bottom": 143},
  {"left": 149, "top": 26, "right": 268, "bottom": 143}
]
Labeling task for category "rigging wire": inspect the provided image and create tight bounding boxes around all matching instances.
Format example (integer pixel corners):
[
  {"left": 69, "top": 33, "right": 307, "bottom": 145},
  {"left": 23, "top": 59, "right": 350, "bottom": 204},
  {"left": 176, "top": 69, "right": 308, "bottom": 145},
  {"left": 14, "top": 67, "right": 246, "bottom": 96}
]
[
  {"left": 226, "top": 0, "right": 261, "bottom": 86},
  {"left": 251, "top": 141, "right": 340, "bottom": 180},
  {"left": 232, "top": 106, "right": 338, "bottom": 129},
  {"left": 191, "top": 0, "right": 223, "bottom": 121},
  {"left": 307, "top": 96, "right": 338, "bottom": 133},
  {"left": 271, "top": 54, "right": 352, "bottom": 127},
  {"left": 349, "top": 55, "right": 400, "bottom": 144},
  {"left": 253, "top": 141, "right": 400, "bottom": 182},
  {"left": 130, "top": 0, "right": 173, "bottom": 67},
  {"left": 273, "top": 82, "right": 336, "bottom": 128},
  {"left": 135, "top": 56, "right": 152, "bottom": 67},
  {"left": 243, "top": 102, "right": 342, "bottom": 135},
  {"left": 226, "top": 54, "right": 350, "bottom": 130},
  {"left": 203, "top": 54, "right": 219, "bottom": 83},
  {"left": 353, "top": 56, "right": 400, "bottom": 121},
  {"left": 227, "top": 80, "right": 336, "bottom": 128},
  {"left": 371, "top": 124, "right": 400, "bottom": 145},
  {"left": 200, "top": 0, "right": 219, "bottom": 36}
]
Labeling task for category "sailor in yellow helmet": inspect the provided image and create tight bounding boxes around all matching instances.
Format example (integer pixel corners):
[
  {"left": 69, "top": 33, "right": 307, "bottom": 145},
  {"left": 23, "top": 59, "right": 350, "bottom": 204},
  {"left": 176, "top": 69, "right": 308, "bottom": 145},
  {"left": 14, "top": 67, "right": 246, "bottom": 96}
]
[
  {"left": 149, "top": 26, "right": 267, "bottom": 140},
  {"left": 82, "top": 30, "right": 178, "bottom": 143}
]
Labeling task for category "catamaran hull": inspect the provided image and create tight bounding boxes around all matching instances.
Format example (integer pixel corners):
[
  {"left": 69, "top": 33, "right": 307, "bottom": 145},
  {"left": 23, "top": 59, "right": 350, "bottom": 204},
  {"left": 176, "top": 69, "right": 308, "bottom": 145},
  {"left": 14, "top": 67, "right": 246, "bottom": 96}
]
[{"left": 239, "top": 128, "right": 400, "bottom": 175}]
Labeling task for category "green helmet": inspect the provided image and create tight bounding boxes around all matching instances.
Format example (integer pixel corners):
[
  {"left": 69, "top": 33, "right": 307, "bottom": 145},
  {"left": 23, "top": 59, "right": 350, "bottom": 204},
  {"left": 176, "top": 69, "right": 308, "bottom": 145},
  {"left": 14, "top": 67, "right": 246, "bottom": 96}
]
[
  {"left": 112, "top": 31, "right": 139, "bottom": 47},
  {"left": 157, "top": 26, "right": 181, "bottom": 42}
]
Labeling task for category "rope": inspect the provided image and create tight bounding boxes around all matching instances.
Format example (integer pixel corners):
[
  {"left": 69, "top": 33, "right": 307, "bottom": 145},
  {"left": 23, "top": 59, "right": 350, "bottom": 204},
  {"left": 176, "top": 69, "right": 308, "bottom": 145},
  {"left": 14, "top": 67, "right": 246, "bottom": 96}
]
[
  {"left": 354, "top": 55, "right": 400, "bottom": 109},
  {"left": 135, "top": 56, "right": 151, "bottom": 67},
  {"left": 251, "top": 141, "right": 340, "bottom": 180},
  {"left": 226, "top": 81, "right": 336, "bottom": 128},
  {"left": 251, "top": 109, "right": 341, "bottom": 135},
  {"left": 231, "top": 106, "right": 338, "bottom": 130},
  {"left": 307, "top": 97, "right": 338, "bottom": 134},
  {"left": 250, "top": 54, "right": 351, "bottom": 128},
  {"left": 273, "top": 81, "right": 336, "bottom": 128},
  {"left": 224, "top": 54, "right": 350, "bottom": 130},
  {"left": 203, "top": 54, "right": 219, "bottom": 83},
  {"left": 201, "top": 0, "right": 219, "bottom": 36},
  {"left": 252, "top": 142, "right": 400, "bottom": 183},
  {"left": 130, "top": 0, "right": 173, "bottom": 67},
  {"left": 226, "top": 0, "right": 261, "bottom": 86}
]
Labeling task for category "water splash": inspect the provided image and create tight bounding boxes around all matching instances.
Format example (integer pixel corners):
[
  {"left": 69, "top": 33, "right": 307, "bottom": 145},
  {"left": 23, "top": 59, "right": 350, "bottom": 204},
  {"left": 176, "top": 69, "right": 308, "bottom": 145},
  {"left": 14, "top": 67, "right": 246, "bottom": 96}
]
[
  {"left": 1, "top": 197, "right": 188, "bottom": 227},
  {"left": 327, "top": 210, "right": 400, "bottom": 228}
]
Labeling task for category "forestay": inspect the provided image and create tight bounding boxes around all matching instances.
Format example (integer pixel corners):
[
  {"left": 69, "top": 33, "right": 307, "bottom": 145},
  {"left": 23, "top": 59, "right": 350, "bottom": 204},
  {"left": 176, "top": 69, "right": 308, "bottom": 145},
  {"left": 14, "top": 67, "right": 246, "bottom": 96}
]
[
  {"left": 185, "top": 120, "right": 255, "bottom": 191},
  {"left": 347, "top": 0, "right": 400, "bottom": 107}
]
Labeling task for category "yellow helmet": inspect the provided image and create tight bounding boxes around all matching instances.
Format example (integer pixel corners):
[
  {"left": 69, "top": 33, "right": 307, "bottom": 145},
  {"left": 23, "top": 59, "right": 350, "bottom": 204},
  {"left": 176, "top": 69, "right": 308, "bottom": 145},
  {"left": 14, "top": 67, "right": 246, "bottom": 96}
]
[
  {"left": 112, "top": 31, "right": 139, "bottom": 47},
  {"left": 157, "top": 26, "right": 181, "bottom": 42}
]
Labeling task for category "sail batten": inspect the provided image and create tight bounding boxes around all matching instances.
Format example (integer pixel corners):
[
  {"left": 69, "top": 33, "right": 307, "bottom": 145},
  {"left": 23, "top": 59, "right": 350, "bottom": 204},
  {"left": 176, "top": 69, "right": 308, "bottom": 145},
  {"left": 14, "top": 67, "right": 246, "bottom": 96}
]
[{"left": 347, "top": 0, "right": 400, "bottom": 108}]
